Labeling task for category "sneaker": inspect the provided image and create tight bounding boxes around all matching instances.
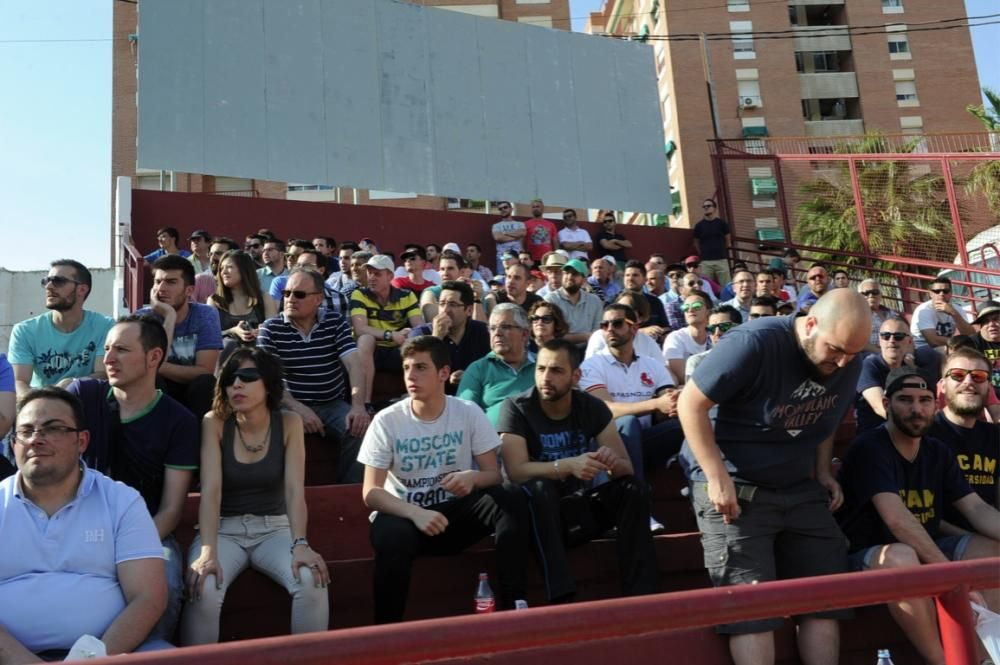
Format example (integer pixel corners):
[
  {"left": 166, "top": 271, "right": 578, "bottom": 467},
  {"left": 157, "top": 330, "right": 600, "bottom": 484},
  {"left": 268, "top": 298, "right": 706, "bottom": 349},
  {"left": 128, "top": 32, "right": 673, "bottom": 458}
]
[{"left": 649, "top": 516, "right": 666, "bottom": 534}]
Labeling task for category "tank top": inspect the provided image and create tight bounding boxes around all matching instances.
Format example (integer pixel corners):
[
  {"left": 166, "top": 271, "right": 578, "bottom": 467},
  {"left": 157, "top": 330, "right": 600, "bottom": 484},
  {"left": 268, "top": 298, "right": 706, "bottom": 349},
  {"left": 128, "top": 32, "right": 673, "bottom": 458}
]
[
  {"left": 220, "top": 411, "right": 286, "bottom": 516},
  {"left": 218, "top": 303, "right": 265, "bottom": 341}
]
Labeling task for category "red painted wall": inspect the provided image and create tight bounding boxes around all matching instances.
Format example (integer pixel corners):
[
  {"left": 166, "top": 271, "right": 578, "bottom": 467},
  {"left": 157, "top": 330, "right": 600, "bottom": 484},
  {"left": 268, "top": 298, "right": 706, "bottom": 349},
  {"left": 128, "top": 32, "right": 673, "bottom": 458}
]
[{"left": 131, "top": 190, "right": 694, "bottom": 265}]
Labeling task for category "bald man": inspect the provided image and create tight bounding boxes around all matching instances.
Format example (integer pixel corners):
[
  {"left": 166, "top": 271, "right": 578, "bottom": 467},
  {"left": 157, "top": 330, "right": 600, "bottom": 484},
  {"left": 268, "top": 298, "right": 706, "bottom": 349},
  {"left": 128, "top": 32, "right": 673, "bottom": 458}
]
[{"left": 678, "top": 289, "right": 871, "bottom": 665}]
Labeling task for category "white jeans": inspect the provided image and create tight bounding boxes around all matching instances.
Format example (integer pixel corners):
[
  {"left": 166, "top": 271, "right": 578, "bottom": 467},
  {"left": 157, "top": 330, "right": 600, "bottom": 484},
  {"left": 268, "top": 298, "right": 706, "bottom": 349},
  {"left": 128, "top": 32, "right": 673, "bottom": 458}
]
[{"left": 180, "top": 514, "right": 328, "bottom": 644}]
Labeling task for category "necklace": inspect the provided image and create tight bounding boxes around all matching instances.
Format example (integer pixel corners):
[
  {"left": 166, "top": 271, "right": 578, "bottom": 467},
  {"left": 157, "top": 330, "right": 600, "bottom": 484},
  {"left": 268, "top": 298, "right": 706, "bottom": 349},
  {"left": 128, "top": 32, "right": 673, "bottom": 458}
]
[{"left": 236, "top": 419, "right": 271, "bottom": 454}]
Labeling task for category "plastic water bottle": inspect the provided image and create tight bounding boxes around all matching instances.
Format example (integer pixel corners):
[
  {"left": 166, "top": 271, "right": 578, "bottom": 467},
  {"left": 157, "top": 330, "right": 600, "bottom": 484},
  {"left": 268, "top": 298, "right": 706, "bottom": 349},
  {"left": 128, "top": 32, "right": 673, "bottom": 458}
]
[
  {"left": 876, "top": 648, "right": 895, "bottom": 665},
  {"left": 474, "top": 572, "right": 496, "bottom": 613}
]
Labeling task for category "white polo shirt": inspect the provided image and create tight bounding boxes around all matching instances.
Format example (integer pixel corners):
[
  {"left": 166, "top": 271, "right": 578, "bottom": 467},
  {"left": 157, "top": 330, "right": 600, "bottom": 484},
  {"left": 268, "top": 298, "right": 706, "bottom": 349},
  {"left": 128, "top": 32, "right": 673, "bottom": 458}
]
[{"left": 579, "top": 350, "right": 674, "bottom": 428}]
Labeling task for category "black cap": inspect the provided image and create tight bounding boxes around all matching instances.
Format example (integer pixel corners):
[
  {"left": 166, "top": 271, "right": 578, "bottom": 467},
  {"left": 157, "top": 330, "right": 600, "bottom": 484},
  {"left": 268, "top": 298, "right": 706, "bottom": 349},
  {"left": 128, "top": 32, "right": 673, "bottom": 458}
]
[
  {"left": 189, "top": 229, "right": 212, "bottom": 241},
  {"left": 884, "top": 366, "right": 934, "bottom": 398}
]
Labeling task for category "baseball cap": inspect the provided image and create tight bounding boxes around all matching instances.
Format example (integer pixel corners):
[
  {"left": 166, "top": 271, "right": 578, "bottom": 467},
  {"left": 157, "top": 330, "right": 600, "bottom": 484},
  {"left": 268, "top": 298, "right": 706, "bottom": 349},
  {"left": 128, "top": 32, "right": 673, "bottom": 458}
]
[
  {"left": 768, "top": 257, "right": 788, "bottom": 277},
  {"left": 973, "top": 301, "right": 1000, "bottom": 325},
  {"left": 884, "top": 366, "right": 934, "bottom": 399},
  {"left": 400, "top": 246, "right": 427, "bottom": 261},
  {"left": 530, "top": 269, "right": 545, "bottom": 281},
  {"left": 684, "top": 254, "right": 701, "bottom": 266},
  {"left": 189, "top": 229, "right": 212, "bottom": 241},
  {"left": 601, "top": 255, "right": 617, "bottom": 267},
  {"left": 563, "top": 258, "right": 589, "bottom": 276},
  {"left": 365, "top": 254, "right": 395, "bottom": 272},
  {"left": 541, "top": 253, "right": 567, "bottom": 270},
  {"left": 501, "top": 250, "right": 519, "bottom": 260},
  {"left": 442, "top": 242, "right": 461, "bottom": 254}
]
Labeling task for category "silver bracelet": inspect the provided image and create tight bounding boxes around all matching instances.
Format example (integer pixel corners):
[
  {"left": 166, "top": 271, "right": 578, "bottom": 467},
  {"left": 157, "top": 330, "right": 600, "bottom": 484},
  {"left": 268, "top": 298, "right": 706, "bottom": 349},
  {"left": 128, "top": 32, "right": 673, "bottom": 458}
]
[{"left": 290, "top": 537, "right": 309, "bottom": 553}]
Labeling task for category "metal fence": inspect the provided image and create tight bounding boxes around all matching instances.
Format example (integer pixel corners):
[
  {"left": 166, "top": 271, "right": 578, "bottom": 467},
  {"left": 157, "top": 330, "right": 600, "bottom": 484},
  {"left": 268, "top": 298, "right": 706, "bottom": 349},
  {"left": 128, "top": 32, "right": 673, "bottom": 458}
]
[{"left": 711, "top": 132, "right": 1000, "bottom": 313}]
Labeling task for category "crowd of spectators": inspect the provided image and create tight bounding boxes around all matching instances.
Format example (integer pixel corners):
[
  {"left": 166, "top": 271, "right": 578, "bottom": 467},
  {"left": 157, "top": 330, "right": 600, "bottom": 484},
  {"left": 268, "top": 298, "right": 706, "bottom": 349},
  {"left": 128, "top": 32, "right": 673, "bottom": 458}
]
[{"left": 0, "top": 205, "right": 996, "bottom": 663}]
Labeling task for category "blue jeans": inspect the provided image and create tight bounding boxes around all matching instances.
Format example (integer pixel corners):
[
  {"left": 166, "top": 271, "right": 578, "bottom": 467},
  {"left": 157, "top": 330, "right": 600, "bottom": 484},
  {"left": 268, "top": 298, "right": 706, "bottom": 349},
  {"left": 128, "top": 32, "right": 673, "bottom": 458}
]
[
  {"left": 308, "top": 399, "right": 363, "bottom": 484},
  {"left": 616, "top": 416, "right": 685, "bottom": 481},
  {"left": 148, "top": 535, "right": 184, "bottom": 643}
]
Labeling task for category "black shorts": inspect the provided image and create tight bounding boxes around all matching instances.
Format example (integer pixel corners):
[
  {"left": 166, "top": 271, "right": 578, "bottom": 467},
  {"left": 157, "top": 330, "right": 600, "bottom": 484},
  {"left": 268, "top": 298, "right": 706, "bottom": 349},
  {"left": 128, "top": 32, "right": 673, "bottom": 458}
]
[
  {"left": 373, "top": 345, "right": 403, "bottom": 373},
  {"left": 692, "top": 479, "right": 852, "bottom": 635}
]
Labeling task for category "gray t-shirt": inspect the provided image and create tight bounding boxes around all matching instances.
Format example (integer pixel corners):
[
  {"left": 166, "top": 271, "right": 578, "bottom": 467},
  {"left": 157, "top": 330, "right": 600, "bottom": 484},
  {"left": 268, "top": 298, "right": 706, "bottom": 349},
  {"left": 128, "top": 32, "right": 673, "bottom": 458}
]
[
  {"left": 492, "top": 219, "right": 525, "bottom": 260},
  {"left": 680, "top": 316, "right": 861, "bottom": 488},
  {"left": 357, "top": 396, "right": 500, "bottom": 509}
]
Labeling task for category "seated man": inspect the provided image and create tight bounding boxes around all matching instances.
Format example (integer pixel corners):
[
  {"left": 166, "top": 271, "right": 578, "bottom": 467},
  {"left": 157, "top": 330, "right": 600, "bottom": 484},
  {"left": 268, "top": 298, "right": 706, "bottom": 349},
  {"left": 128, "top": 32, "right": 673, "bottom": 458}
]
[
  {"left": 971, "top": 301, "right": 1000, "bottom": 396},
  {"left": 358, "top": 336, "right": 529, "bottom": 623},
  {"left": 351, "top": 255, "right": 425, "bottom": 403},
  {"left": 796, "top": 263, "right": 830, "bottom": 313},
  {"left": 409, "top": 280, "right": 490, "bottom": 394},
  {"left": 484, "top": 262, "right": 541, "bottom": 316},
  {"left": 910, "top": 276, "right": 973, "bottom": 351},
  {"left": 391, "top": 246, "right": 435, "bottom": 296},
  {"left": 143, "top": 226, "right": 190, "bottom": 263},
  {"left": 136, "top": 254, "right": 222, "bottom": 418},
  {"left": 579, "top": 303, "right": 682, "bottom": 487},
  {"left": 0, "top": 388, "right": 168, "bottom": 659},
  {"left": 256, "top": 237, "right": 287, "bottom": 295},
  {"left": 543, "top": 259, "right": 603, "bottom": 345},
  {"left": 929, "top": 347, "right": 999, "bottom": 527},
  {"left": 856, "top": 318, "right": 913, "bottom": 433},
  {"left": 499, "top": 338, "right": 659, "bottom": 602},
  {"left": 67, "top": 315, "right": 198, "bottom": 642},
  {"left": 858, "top": 279, "right": 898, "bottom": 353},
  {"left": 588, "top": 257, "right": 620, "bottom": 304},
  {"left": 419, "top": 252, "right": 486, "bottom": 322},
  {"left": 722, "top": 269, "right": 755, "bottom": 323},
  {"left": 457, "top": 303, "right": 536, "bottom": 426},
  {"left": 837, "top": 366, "right": 1000, "bottom": 665},
  {"left": 685, "top": 304, "right": 742, "bottom": 382},
  {"left": 270, "top": 246, "right": 349, "bottom": 317},
  {"left": 10, "top": 259, "right": 115, "bottom": 396},
  {"left": 748, "top": 295, "right": 778, "bottom": 320},
  {"left": 258, "top": 268, "right": 371, "bottom": 483},
  {"left": 621, "top": 260, "right": 668, "bottom": 341}
]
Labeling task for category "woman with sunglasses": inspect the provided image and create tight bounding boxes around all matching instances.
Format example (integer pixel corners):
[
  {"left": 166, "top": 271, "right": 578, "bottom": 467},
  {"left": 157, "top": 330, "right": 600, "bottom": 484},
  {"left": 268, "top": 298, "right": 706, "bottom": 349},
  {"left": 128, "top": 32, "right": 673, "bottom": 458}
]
[
  {"left": 527, "top": 301, "right": 568, "bottom": 353},
  {"left": 209, "top": 250, "right": 277, "bottom": 353},
  {"left": 662, "top": 290, "right": 713, "bottom": 385},
  {"left": 685, "top": 305, "right": 741, "bottom": 383},
  {"left": 180, "top": 348, "right": 329, "bottom": 644}
]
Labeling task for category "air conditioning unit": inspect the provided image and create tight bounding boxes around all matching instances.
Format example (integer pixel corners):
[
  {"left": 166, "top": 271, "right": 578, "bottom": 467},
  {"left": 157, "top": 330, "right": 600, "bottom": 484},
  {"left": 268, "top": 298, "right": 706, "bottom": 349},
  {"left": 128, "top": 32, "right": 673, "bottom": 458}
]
[{"left": 740, "top": 97, "right": 757, "bottom": 109}]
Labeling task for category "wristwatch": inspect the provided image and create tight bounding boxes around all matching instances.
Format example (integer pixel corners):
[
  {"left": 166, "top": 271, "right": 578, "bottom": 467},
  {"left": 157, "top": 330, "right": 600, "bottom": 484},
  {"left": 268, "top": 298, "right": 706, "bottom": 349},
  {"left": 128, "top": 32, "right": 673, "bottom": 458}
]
[
  {"left": 290, "top": 537, "right": 310, "bottom": 553},
  {"left": 383, "top": 330, "right": 392, "bottom": 341},
  {"left": 365, "top": 403, "right": 376, "bottom": 416}
]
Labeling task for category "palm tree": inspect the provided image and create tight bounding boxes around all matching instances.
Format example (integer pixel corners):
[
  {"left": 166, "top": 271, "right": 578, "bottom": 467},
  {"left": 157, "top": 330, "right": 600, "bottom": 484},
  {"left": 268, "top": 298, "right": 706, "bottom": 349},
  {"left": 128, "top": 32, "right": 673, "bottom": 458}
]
[
  {"left": 964, "top": 87, "right": 1000, "bottom": 219},
  {"left": 793, "top": 133, "right": 957, "bottom": 272}
]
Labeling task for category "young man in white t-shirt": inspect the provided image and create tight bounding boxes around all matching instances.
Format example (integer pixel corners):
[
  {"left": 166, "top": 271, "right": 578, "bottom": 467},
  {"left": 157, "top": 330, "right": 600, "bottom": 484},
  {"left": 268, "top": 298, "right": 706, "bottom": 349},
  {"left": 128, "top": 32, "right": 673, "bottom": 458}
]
[
  {"left": 910, "top": 276, "right": 974, "bottom": 351},
  {"left": 358, "top": 335, "right": 529, "bottom": 623},
  {"left": 556, "top": 208, "right": 593, "bottom": 261}
]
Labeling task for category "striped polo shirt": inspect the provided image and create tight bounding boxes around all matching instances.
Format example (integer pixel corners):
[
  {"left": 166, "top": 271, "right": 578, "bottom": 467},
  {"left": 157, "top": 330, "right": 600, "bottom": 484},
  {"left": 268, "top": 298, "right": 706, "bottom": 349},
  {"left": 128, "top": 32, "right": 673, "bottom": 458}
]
[
  {"left": 350, "top": 286, "right": 421, "bottom": 348},
  {"left": 257, "top": 310, "right": 357, "bottom": 405}
]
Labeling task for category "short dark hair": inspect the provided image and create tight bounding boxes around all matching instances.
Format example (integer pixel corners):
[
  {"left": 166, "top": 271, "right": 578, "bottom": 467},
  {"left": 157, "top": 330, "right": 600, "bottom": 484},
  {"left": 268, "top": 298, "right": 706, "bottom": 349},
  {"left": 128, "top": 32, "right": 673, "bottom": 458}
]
[
  {"left": 212, "top": 237, "right": 239, "bottom": 250},
  {"left": 213, "top": 348, "right": 284, "bottom": 418},
  {"left": 263, "top": 238, "right": 286, "bottom": 252},
  {"left": 505, "top": 262, "right": 529, "bottom": 278},
  {"left": 439, "top": 280, "right": 474, "bottom": 307},
  {"left": 438, "top": 251, "right": 467, "bottom": 269},
  {"left": 540, "top": 338, "right": 581, "bottom": 370},
  {"left": 50, "top": 259, "right": 93, "bottom": 299},
  {"left": 562, "top": 208, "right": 577, "bottom": 217},
  {"left": 401, "top": 335, "right": 451, "bottom": 371},
  {"left": 603, "top": 302, "right": 637, "bottom": 323},
  {"left": 710, "top": 304, "right": 742, "bottom": 324},
  {"left": 624, "top": 259, "right": 646, "bottom": 275},
  {"left": 315, "top": 236, "right": 336, "bottom": 248},
  {"left": 152, "top": 254, "right": 196, "bottom": 286},
  {"left": 296, "top": 249, "right": 326, "bottom": 275},
  {"left": 426, "top": 243, "right": 442, "bottom": 253},
  {"left": 750, "top": 295, "right": 779, "bottom": 313},
  {"left": 288, "top": 238, "right": 314, "bottom": 251},
  {"left": 833, "top": 269, "right": 849, "bottom": 278},
  {"left": 116, "top": 314, "right": 168, "bottom": 367},
  {"left": 339, "top": 241, "right": 359, "bottom": 252},
  {"left": 156, "top": 227, "right": 180, "bottom": 242},
  {"left": 466, "top": 243, "right": 483, "bottom": 253},
  {"left": 686, "top": 289, "right": 713, "bottom": 309},
  {"left": 256, "top": 229, "right": 277, "bottom": 241},
  {"left": 17, "top": 387, "right": 86, "bottom": 430},
  {"left": 931, "top": 276, "right": 953, "bottom": 288},
  {"left": 614, "top": 290, "right": 649, "bottom": 321}
]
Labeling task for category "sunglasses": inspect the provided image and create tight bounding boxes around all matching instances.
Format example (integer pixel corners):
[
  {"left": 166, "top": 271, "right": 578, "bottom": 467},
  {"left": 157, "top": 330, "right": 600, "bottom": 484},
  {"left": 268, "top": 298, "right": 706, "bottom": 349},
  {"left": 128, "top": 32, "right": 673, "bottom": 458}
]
[
  {"left": 748, "top": 312, "right": 771, "bottom": 319},
  {"left": 223, "top": 367, "right": 262, "bottom": 387},
  {"left": 40, "top": 275, "right": 82, "bottom": 288},
  {"left": 702, "top": 204, "right": 715, "bottom": 209},
  {"left": 529, "top": 315, "right": 555, "bottom": 324},
  {"left": 807, "top": 274, "right": 826, "bottom": 280},
  {"left": 879, "top": 332, "right": 909, "bottom": 341},
  {"left": 685, "top": 280, "right": 703, "bottom": 287},
  {"left": 680, "top": 301, "right": 705, "bottom": 312},
  {"left": 707, "top": 322, "right": 735, "bottom": 334},
  {"left": 930, "top": 288, "right": 951, "bottom": 295},
  {"left": 599, "top": 318, "right": 633, "bottom": 330},
  {"left": 945, "top": 368, "right": 990, "bottom": 384},
  {"left": 686, "top": 263, "right": 700, "bottom": 269},
  {"left": 668, "top": 272, "right": 684, "bottom": 279},
  {"left": 282, "top": 289, "right": 321, "bottom": 300},
  {"left": 861, "top": 290, "right": 881, "bottom": 297}
]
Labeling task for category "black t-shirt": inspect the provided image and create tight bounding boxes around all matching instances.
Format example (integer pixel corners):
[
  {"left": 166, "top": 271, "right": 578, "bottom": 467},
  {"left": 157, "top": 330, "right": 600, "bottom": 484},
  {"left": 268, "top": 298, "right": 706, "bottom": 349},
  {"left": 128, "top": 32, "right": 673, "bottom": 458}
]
[
  {"left": 596, "top": 231, "right": 627, "bottom": 263},
  {"left": 495, "top": 291, "right": 542, "bottom": 316},
  {"left": 855, "top": 355, "right": 890, "bottom": 433},
  {"left": 643, "top": 292, "right": 669, "bottom": 330},
  {"left": 496, "top": 387, "right": 613, "bottom": 463},
  {"left": 409, "top": 320, "right": 491, "bottom": 393},
  {"left": 692, "top": 217, "right": 731, "bottom": 261},
  {"left": 928, "top": 411, "right": 999, "bottom": 529},
  {"left": 837, "top": 425, "right": 973, "bottom": 552},
  {"left": 973, "top": 334, "right": 1000, "bottom": 398}
]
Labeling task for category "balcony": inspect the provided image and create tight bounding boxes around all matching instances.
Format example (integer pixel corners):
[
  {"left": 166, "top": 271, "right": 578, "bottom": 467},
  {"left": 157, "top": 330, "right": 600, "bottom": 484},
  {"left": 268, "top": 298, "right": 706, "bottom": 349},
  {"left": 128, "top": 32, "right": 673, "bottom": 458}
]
[
  {"left": 793, "top": 25, "right": 851, "bottom": 52},
  {"left": 804, "top": 119, "right": 865, "bottom": 137},
  {"left": 800, "top": 72, "right": 859, "bottom": 99}
]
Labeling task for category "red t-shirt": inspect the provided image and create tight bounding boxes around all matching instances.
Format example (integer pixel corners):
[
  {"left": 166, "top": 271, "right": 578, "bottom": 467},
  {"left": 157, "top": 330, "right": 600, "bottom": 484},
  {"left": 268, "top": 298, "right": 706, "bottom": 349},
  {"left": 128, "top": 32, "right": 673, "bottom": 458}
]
[
  {"left": 391, "top": 276, "right": 433, "bottom": 295},
  {"left": 524, "top": 219, "right": 557, "bottom": 262}
]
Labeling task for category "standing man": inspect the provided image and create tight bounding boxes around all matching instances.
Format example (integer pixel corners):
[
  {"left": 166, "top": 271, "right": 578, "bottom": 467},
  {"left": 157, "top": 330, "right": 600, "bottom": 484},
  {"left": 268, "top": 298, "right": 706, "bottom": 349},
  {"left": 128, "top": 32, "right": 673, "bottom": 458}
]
[
  {"left": 596, "top": 212, "right": 631, "bottom": 267},
  {"left": 136, "top": 255, "right": 222, "bottom": 418},
  {"left": 543, "top": 259, "right": 603, "bottom": 345},
  {"left": 678, "top": 290, "right": 871, "bottom": 665},
  {"left": 524, "top": 198, "right": 558, "bottom": 264},
  {"left": 256, "top": 238, "right": 287, "bottom": 295},
  {"left": 692, "top": 199, "right": 731, "bottom": 286},
  {"left": 499, "top": 338, "right": 659, "bottom": 602},
  {"left": 409, "top": 280, "right": 490, "bottom": 392},
  {"left": 557, "top": 209, "right": 592, "bottom": 261},
  {"left": 10, "top": 259, "right": 114, "bottom": 395},
  {"left": 258, "top": 268, "right": 371, "bottom": 483},
  {"left": 359, "top": 336, "right": 529, "bottom": 623},
  {"left": 971, "top": 300, "right": 1000, "bottom": 398},
  {"left": 492, "top": 201, "right": 526, "bottom": 276},
  {"left": 188, "top": 230, "right": 213, "bottom": 274},
  {"left": 68, "top": 314, "right": 199, "bottom": 642},
  {"left": 144, "top": 227, "right": 191, "bottom": 263},
  {"left": 910, "top": 276, "right": 974, "bottom": 351}
]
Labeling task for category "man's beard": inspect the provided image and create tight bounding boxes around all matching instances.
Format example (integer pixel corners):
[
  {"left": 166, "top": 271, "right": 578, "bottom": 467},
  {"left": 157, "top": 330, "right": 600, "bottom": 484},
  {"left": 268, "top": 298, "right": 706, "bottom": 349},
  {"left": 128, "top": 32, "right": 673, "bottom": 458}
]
[{"left": 889, "top": 407, "right": 932, "bottom": 437}]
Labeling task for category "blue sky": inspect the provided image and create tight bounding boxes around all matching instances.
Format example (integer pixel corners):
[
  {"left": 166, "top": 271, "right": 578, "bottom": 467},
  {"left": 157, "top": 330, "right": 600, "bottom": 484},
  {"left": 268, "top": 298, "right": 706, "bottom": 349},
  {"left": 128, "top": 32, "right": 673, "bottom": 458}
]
[{"left": 0, "top": 0, "right": 996, "bottom": 271}]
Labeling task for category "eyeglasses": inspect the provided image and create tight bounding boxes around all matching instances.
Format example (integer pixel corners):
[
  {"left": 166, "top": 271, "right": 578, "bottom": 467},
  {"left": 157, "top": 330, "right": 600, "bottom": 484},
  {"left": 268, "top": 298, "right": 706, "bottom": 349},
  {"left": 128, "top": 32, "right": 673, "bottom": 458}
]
[
  {"left": 807, "top": 274, "right": 826, "bottom": 281},
  {"left": 489, "top": 323, "right": 522, "bottom": 334},
  {"left": 707, "top": 322, "right": 735, "bottom": 334},
  {"left": 529, "top": 315, "right": 555, "bottom": 324},
  {"left": 945, "top": 368, "right": 990, "bottom": 384},
  {"left": 223, "top": 367, "right": 263, "bottom": 387},
  {"left": 599, "top": 318, "right": 633, "bottom": 330},
  {"left": 680, "top": 302, "right": 705, "bottom": 312},
  {"left": 879, "top": 332, "right": 909, "bottom": 341},
  {"left": 930, "top": 288, "right": 951, "bottom": 295},
  {"left": 41, "top": 276, "right": 82, "bottom": 288},
  {"left": 14, "top": 424, "right": 81, "bottom": 443},
  {"left": 282, "top": 289, "right": 321, "bottom": 300},
  {"left": 438, "top": 300, "right": 466, "bottom": 309},
  {"left": 861, "top": 290, "right": 881, "bottom": 297},
  {"left": 685, "top": 280, "right": 703, "bottom": 287}
]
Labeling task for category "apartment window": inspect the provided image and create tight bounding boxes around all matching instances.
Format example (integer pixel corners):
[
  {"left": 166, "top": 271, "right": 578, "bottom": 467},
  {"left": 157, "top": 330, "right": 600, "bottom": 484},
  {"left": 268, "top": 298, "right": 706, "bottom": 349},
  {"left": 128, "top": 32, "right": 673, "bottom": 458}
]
[
  {"left": 731, "top": 21, "right": 755, "bottom": 59},
  {"left": 882, "top": 0, "right": 903, "bottom": 13},
  {"left": 888, "top": 34, "right": 911, "bottom": 60},
  {"left": 813, "top": 52, "right": 840, "bottom": 72},
  {"left": 895, "top": 80, "right": 918, "bottom": 105},
  {"left": 728, "top": 0, "right": 750, "bottom": 12},
  {"left": 738, "top": 79, "right": 762, "bottom": 108}
]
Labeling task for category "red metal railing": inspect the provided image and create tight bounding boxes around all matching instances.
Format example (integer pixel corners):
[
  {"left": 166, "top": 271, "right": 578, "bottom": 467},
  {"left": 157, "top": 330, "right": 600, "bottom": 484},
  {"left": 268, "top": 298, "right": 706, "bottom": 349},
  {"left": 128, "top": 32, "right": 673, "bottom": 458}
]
[
  {"left": 94, "top": 559, "right": 997, "bottom": 665},
  {"left": 122, "top": 241, "right": 145, "bottom": 314}
]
